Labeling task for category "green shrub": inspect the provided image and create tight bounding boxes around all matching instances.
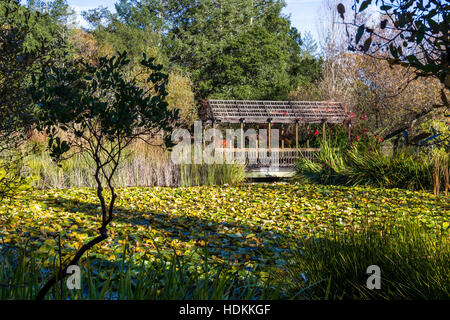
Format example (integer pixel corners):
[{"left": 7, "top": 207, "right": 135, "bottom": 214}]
[
  {"left": 344, "top": 146, "right": 433, "bottom": 190},
  {"left": 296, "top": 139, "right": 442, "bottom": 191},
  {"left": 300, "top": 139, "right": 347, "bottom": 185}
]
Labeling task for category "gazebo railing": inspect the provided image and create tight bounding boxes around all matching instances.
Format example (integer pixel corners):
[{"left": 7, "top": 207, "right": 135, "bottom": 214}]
[{"left": 214, "top": 147, "right": 320, "bottom": 168}]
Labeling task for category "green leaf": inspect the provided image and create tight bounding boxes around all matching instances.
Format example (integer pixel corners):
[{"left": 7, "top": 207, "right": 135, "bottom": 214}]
[
  {"left": 337, "top": 3, "right": 345, "bottom": 19},
  {"left": 355, "top": 24, "right": 365, "bottom": 44},
  {"left": 363, "top": 37, "right": 372, "bottom": 52},
  {"left": 416, "top": 25, "right": 425, "bottom": 44},
  {"left": 359, "top": 0, "right": 371, "bottom": 12}
]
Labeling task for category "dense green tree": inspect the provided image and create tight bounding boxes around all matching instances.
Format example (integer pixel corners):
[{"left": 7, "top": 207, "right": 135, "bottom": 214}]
[
  {"left": 0, "top": 0, "right": 74, "bottom": 119},
  {"left": 0, "top": 0, "right": 65, "bottom": 199},
  {"left": 195, "top": 23, "right": 293, "bottom": 100},
  {"left": 82, "top": 5, "right": 168, "bottom": 68},
  {"left": 166, "top": 0, "right": 306, "bottom": 99},
  {"left": 114, "top": 0, "right": 168, "bottom": 34},
  {"left": 84, "top": 0, "right": 323, "bottom": 101}
]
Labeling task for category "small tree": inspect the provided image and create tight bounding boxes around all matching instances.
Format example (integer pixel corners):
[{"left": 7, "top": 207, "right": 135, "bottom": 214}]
[{"left": 31, "top": 52, "right": 178, "bottom": 300}]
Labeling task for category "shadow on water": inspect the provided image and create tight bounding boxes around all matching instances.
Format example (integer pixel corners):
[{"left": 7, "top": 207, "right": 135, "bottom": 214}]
[{"left": 35, "top": 191, "right": 294, "bottom": 268}]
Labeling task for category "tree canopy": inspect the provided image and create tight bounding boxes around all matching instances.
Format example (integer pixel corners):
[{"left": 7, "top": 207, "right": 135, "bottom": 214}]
[{"left": 83, "top": 0, "right": 323, "bottom": 101}]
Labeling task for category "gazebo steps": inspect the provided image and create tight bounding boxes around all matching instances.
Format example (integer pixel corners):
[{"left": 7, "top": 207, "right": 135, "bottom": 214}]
[{"left": 245, "top": 167, "right": 296, "bottom": 178}]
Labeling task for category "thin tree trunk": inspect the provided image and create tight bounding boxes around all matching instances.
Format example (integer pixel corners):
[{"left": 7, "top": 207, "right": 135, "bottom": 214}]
[
  {"left": 36, "top": 162, "right": 115, "bottom": 300},
  {"left": 35, "top": 232, "right": 108, "bottom": 300}
]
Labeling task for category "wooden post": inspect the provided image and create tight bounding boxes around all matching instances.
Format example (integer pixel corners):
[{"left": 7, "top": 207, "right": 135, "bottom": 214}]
[
  {"left": 322, "top": 122, "right": 326, "bottom": 141},
  {"left": 240, "top": 119, "right": 245, "bottom": 164},
  {"left": 255, "top": 126, "right": 259, "bottom": 166},
  {"left": 256, "top": 127, "right": 259, "bottom": 151},
  {"left": 228, "top": 123, "right": 232, "bottom": 149},
  {"left": 227, "top": 123, "right": 232, "bottom": 163},
  {"left": 306, "top": 124, "right": 310, "bottom": 148},
  {"left": 213, "top": 121, "right": 217, "bottom": 147},
  {"left": 281, "top": 126, "right": 284, "bottom": 149},
  {"left": 240, "top": 119, "right": 244, "bottom": 149},
  {"left": 295, "top": 121, "right": 299, "bottom": 150},
  {"left": 347, "top": 122, "right": 352, "bottom": 143},
  {"left": 202, "top": 121, "right": 206, "bottom": 149}
]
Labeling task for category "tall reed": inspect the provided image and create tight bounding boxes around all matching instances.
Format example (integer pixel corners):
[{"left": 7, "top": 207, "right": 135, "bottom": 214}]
[
  {"left": 0, "top": 245, "right": 279, "bottom": 300},
  {"left": 24, "top": 145, "right": 245, "bottom": 189},
  {"left": 274, "top": 218, "right": 450, "bottom": 300}
]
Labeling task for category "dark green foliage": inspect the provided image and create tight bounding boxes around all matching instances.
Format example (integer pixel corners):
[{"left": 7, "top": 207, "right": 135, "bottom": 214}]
[
  {"left": 84, "top": 0, "right": 323, "bottom": 100},
  {"left": 167, "top": 0, "right": 307, "bottom": 99},
  {"left": 0, "top": 0, "right": 65, "bottom": 199},
  {"left": 31, "top": 52, "right": 177, "bottom": 162},
  {"left": 30, "top": 51, "right": 178, "bottom": 299},
  {"left": 200, "top": 23, "right": 295, "bottom": 100},
  {"left": 0, "top": 0, "right": 58, "bottom": 129}
]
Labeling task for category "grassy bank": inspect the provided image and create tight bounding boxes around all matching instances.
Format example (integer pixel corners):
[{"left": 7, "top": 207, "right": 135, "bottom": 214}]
[
  {"left": 296, "top": 140, "right": 449, "bottom": 192},
  {"left": 277, "top": 219, "right": 449, "bottom": 299}
]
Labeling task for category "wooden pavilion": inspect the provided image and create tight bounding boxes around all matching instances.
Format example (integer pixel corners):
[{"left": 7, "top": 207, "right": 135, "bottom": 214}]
[{"left": 201, "top": 100, "right": 351, "bottom": 177}]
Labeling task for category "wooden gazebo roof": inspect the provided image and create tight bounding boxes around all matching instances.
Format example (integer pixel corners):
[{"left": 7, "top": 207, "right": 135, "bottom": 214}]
[{"left": 204, "top": 100, "right": 349, "bottom": 124}]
